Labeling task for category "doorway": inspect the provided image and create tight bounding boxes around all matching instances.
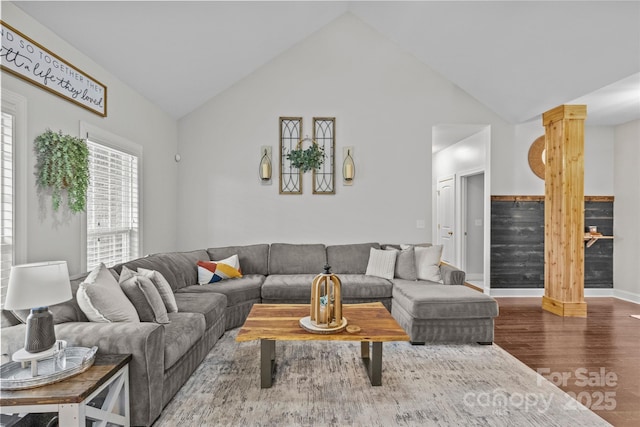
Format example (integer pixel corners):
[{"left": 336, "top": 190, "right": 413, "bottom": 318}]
[{"left": 461, "top": 172, "right": 485, "bottom": 288}]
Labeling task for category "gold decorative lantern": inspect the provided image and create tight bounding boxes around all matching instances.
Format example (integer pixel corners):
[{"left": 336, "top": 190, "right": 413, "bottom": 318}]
[{"left": 299, "top": 265, "right": 347, "bottom": 333}]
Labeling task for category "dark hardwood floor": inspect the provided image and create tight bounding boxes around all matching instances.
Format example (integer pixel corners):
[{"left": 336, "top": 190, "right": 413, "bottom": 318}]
[{"left": 494, "top": 297, "right": 640, "bottom": 427}]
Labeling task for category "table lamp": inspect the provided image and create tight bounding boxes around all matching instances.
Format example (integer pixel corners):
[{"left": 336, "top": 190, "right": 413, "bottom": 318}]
[{"left": 4, "top": 261, "right": 72, "bottom": 353}]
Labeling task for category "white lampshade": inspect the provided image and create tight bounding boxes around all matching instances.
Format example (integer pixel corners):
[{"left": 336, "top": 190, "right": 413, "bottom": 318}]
[{"left": 4, "top": 261, "right": 72, "bottom": 310}]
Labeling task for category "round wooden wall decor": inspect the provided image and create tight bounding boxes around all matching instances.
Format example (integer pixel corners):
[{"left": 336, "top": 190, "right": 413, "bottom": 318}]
[{"left": 528, "top": 135, "right": 545, "bottom": 180}]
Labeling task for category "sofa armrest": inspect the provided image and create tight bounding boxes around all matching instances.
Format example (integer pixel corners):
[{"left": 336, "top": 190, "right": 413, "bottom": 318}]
[
  {"left": 55, "top": 322, "right": 165, "bottom": 426},
  {"left": 439, "top": 262, "right": 466, "bottom": 286}
]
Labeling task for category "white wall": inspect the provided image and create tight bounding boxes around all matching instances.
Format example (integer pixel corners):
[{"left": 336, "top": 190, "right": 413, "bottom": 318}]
[
  {"left": 176, "top": 13, "right": 509, "bottom": 250},
  {"left": 613, "top": 119, "right": 640, "bottom": 302},
  {"left": 492, "top": 119, "right": 615, "bottom": 195},
  {"left": 1, "top": 3, "right": 179, "bottom": 275}
]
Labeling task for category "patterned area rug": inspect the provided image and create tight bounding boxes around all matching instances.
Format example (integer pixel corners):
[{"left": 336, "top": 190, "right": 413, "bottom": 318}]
[{"left": 154, "top": 329, "right": 610, "bottom": 426}]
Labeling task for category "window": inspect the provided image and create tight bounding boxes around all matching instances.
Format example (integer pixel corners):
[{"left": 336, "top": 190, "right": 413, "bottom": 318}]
[
  {"left": 0, "top": 111, "right": 14, "bottom": 293},
  {"left": 1, "top": 91, "right": 26, "bottom": 303},
  {"left": 86, "top": 139, "right": 140, "bottom": 270}
]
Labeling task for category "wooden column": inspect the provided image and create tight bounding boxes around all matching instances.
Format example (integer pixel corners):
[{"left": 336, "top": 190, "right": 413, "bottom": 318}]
[{"left": 542, "top": 105, "right": 587, "bottom": 317}]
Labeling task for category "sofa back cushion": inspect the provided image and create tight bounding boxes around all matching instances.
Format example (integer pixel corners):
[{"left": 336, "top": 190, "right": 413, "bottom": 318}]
[
  {"left": 156, "top": 250, "right": 210, "bottom": 290},
  {"left": 269, "top": 243, "right": 326, "bottom": 274},
  {"left": 114, "top": 255, "right": 179, "bottom": 291},
  {"left": 115, "top": 250, "right": 209, "bottom": 291},
  {"left": 207, "top": 244, "right": 269, "bottom": 276},
  {"left": 326, "top": 242, "right": 380, "bottom": 274}
]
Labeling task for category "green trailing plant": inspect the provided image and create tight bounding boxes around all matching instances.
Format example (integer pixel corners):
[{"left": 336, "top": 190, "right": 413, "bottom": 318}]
[
  {"left": 286, "top": 140, "right": 325, "bottom": 173},
  {"left": 34, "top": 129, "right": 90, "bottom": 213}
]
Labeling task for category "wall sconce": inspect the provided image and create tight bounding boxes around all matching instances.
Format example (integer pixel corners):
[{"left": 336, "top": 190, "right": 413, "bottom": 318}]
[
  {"left": 343, "top": 147, "right": 355, "bottom": 185},
  {"left": 259, "top": 146, "right": 272, "bottom": 184}
]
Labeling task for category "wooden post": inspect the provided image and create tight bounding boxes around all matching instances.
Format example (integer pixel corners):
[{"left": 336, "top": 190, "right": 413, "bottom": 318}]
[{"left": 542, "top": 105, "right": 587, "bottom": 317}]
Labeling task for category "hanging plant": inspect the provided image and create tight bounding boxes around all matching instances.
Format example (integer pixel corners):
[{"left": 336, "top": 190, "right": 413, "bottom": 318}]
[
  {"left": 286, "top": 138, "right": 325, "bottom": 173},
  {"left": 34, "top": 129, "right": 89, "bottom": 213}
]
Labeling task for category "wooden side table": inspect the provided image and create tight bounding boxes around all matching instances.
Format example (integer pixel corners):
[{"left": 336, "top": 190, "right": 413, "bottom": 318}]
[{"left": 0, "top": 353, "right": 132, "bottom": 427}]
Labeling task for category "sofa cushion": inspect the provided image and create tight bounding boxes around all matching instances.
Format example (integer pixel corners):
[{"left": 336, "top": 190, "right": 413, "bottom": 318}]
[
  {"left": 119, "top": 267, "right": 170, "bottom": 324},
  {"left": 338, "top": 274, "right": 393, "bottom": 299},
  {"left": 116, "top": 251, "right": 210, "bottom": 291},
  {"left": 269, "top": 244, "right": 326, "bottom": 274},
  {"left": 392, "top": 280, "right": 498, "bottom": 319},
  {"left": 178, "top": 275, "right": 264, "bottom": 307},
  {"left": 155, "top": 250, "right": 210, "bottom": 290},
  {"left": 173, "top": 292, "right": 227, "bottom": 330},
  {"left": 77, "top": 263, "right": 140, "bottom": 323},
  {"left": 261, "top": 274, "right": 317, "bottom": 300},
  {"left": 365, "top": 248, "right": 397, "bottom": 280},
  {"left": 114, "top": 254, "right": 179, "bottom": 292},
  {"left": 207, "top": 244, "right": 269, "bottom": 276},
  {"left": 197, "top": 255, "right": 242, "bottom": 284},
  {"left": 326, "top": 243, "right": 380, "bottom": 274},
  {"left": 163, "top": 312, "right": 205, "bottom": 370}
]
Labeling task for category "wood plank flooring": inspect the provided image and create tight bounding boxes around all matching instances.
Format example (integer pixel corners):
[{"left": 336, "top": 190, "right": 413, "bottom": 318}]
[{"left": 494, "top": 297, "right": 640, "bottom": 427}]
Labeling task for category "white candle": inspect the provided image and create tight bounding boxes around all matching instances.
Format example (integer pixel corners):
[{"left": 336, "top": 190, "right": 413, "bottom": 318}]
[
  {"left": 345, "top": 164, "right": 353, "bottom": 180},
  {"left": 261, "top": 163, "right": 271, "bottom": 179}
]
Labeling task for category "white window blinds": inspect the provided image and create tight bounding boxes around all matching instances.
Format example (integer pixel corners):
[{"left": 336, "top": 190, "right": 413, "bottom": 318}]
[
  {"left": 0, "top": 112, "right": 13, "bottom": 295},
  {"left": 86, "top": 140, "right": 139, "bottom": 270}
]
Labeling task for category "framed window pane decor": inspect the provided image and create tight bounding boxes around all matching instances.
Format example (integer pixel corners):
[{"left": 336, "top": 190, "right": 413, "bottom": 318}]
[
  {"left": 312, "top": 117, "right": 335, "bottom": 194},
  {"left": 279, "top": 117, "right": 302, "bottom": 194}
]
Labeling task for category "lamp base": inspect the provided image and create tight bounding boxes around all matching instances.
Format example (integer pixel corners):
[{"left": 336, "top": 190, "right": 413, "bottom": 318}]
[{"left": 25, "top": 307, "right": 56, "bottom": 353}]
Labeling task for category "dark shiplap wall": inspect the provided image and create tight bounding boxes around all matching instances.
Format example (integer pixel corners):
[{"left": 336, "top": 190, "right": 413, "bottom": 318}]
[{"left": 491, "top": 197, "right": 613, "bottom": 289}]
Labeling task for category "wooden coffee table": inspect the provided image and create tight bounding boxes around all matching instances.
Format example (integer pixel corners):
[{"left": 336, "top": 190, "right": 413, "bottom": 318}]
[{"left": 236, "top": 302, "right": 410, "bottom": 388}]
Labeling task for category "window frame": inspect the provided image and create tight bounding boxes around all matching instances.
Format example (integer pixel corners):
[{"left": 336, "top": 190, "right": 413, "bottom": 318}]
[
  {"left": 80, "top": 122, "right": 143, "bottom": 272},
  {"left": 0, "top": 90, "right": 27, "bottom": 278}
]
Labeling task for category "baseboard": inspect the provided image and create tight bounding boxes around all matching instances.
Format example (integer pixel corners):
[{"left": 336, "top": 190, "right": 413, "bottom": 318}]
[
  {"left": 488, "top": 288, "right": 616, "bottom": 298},
  {"left": 613, "top": 288, "right": 640, "bottom": 304}
]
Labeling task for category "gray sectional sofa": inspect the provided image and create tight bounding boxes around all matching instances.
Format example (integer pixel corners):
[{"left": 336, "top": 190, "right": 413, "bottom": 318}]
[{"left": 1, "top": 242, "right": 498, "bottom": 426}]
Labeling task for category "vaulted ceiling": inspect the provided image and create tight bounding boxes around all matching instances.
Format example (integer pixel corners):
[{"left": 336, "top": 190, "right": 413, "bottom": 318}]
[{"left": 12, "top": 1, "right": 640, "bottom": 126}]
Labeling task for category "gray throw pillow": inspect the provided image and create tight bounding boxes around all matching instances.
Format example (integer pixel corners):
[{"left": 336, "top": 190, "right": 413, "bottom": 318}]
[
  {"left": 119, "top": 266, "right": 170, "bottom": 324},
  {"left": 77, "top": 263, "right": 140, "bottom": 323},
  {"left": 137, "top": 268, "right": 179, "bottom": 313},
  {"left": 386, "top": 247, "right": 417, "bottom": 280}
]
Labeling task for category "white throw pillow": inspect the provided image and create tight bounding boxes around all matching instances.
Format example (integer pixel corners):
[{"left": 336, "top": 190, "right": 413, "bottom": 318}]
[
  {"left": 365, "top": 248, "right": 397, "bottom": 280},
  {"left": 138, "top": 268, "right": 179, "bottom": 313},
  {"left": 77, "top": 263, "right": 140, "bottom": 323},
  {"left": 414, "top": 245, "right": 443, "bottom": 283}
]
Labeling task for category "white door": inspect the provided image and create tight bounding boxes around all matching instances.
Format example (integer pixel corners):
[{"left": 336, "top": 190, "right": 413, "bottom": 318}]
[{"left": 437, "top": 176, "right": 455, "bottom": 265}]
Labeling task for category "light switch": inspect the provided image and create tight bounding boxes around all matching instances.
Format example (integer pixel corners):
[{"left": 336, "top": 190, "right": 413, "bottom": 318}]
[
  {"left": 474, "top": 219, "right": 483, "bottom": 226},
  {"left": 416, "top": 220, "right": 426, "bottom": 229}
]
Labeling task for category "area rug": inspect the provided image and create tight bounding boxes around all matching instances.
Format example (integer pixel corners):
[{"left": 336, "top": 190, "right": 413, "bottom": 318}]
[{"left": 154, "top": 329, "right": 610, "bottom": 426}]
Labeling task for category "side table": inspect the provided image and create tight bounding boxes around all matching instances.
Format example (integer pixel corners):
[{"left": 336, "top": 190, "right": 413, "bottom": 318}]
[{"left": 0, "top": 353, "right": 132, "bottom": 427}]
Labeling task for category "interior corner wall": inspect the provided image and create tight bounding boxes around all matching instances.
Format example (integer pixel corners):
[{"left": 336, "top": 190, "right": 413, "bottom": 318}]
[
  {"left": 1, "top": 3, "right": 179, "bottom": 275},
  {"left": 176, "top": 13, "right": 509, "bottom": 250},
  {"left": 613, "top": 119, "right": 640, "bottom": 302}
]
